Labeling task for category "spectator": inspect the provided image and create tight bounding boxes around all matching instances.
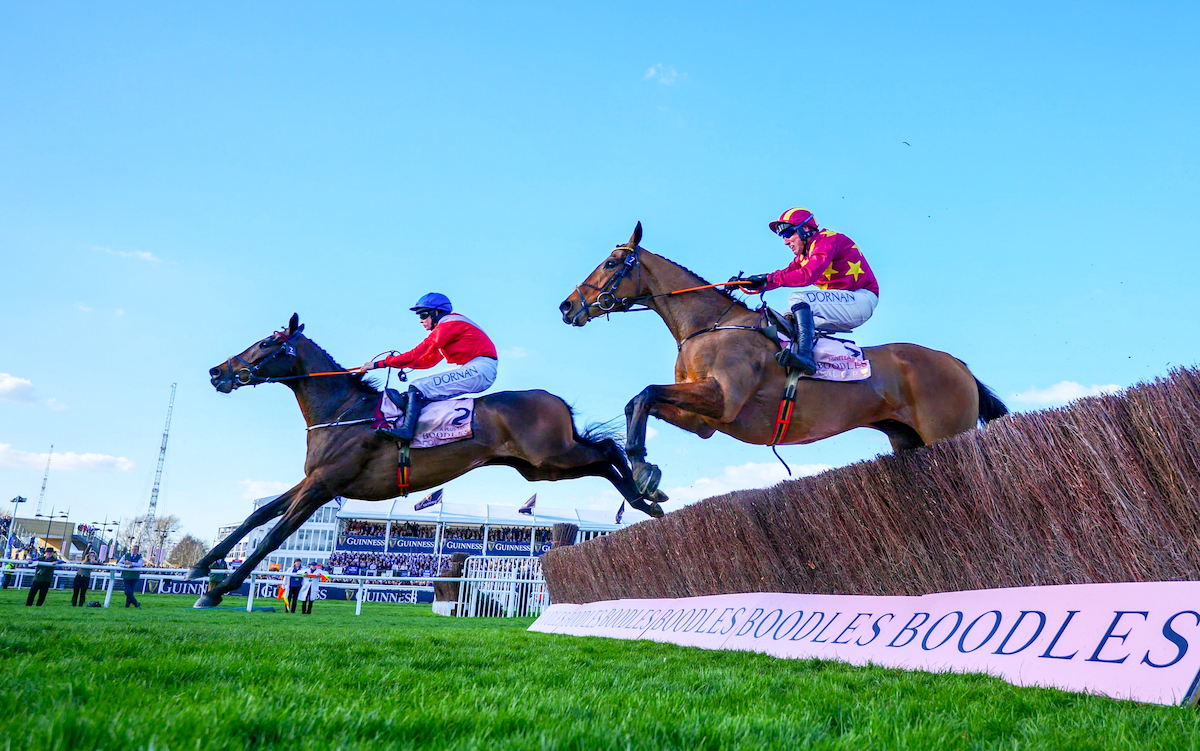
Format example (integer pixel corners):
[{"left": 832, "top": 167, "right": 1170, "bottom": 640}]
[
  {"left": 208, "top": 557, "right": 229, "bottom": 593},
  {"left": 71, "top": 550, "right": 98, "bottom": 607},
  {"left": 26, "top": 548, "right": 59, "bottom": 607},
  {"left": 286, "top": 559, "right": 304, "bottom": 614},
  {"left": 2, "top": 559, "right": 14, "bottom": 589},
  {"left": 117, "top": 544, "right": 144, "bottom": 609}
]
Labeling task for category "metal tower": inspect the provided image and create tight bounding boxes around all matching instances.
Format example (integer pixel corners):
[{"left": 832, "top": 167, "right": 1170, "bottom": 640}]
[
  {"left": 135, "top": 384, "right": 176, "bottom": 547},
  {"left": 34, "top": 445, "right": 53, "bottom": 515}
]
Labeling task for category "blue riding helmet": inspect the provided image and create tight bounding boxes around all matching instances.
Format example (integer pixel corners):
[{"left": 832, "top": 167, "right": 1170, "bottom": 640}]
[{"left": 410, "top": 293, "right": 453, "bottom": 313}]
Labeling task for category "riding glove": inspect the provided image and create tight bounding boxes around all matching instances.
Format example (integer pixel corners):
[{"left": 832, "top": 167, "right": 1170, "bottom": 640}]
[{"left": 742, "top": 273, "right": 770, "bottom": 293}]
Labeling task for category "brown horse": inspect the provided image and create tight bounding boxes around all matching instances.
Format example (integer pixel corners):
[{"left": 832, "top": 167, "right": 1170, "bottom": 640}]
[
  {"left": 559, "top": 223, "right": 1008, "bottom": 495},
  {"left": 188, "top": 314, "right": 663, "bottom": 608}
]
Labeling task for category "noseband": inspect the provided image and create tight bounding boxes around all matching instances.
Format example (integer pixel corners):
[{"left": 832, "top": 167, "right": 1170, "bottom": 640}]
[{"left": 571, "top": 245, "right": 651, "bottom": 324}]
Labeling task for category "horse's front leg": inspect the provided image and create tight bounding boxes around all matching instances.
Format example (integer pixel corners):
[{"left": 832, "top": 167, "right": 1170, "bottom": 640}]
[
  {"left": 625, "top": 378, "right": 728, "bottom": 495},
  {"left": 194, "top": 479, "right": 335, "bottom": 608},
  {"left": 185, "top": 489, "right": 297, "bottom": 580}
]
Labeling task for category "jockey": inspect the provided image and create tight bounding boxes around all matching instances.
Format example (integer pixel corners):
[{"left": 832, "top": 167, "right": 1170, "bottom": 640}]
[
  {"left": 737, "top": 207, "right": 879, "bottom": 375},
  {"left": 362, "top": 292, "right": 498, "bottom": 442}
]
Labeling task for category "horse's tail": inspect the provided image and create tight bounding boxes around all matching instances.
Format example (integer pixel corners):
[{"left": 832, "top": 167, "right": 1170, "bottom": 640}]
[
  {"left": 562, "top": 400, "right": 628, "bottom": 455},
  {"left": 975, "top": 377, "right": 1009, "bottom": 425}
]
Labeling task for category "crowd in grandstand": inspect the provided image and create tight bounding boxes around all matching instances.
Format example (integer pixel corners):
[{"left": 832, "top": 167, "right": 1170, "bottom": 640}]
[
  {"left": 327, "top": 551, "right": 451, "bottom": 576},
  {"left": 336, "top": 520, "right": 553, "bottom": 544},
  {"left": 341, "top": 520, "right": 387, "bottom": 537}
]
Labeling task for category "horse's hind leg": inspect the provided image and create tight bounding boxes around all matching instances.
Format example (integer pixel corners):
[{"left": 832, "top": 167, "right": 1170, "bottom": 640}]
[{"left": 186, "top": 489, "right": 296, "bottom": 580}]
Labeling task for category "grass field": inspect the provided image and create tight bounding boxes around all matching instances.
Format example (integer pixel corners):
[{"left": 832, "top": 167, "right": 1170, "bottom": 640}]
[{"left": 3, "top": 590, "right": 1199, "bottom": 750}]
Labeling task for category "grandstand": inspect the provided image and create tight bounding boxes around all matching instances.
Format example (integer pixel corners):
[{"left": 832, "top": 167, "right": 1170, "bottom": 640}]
[{"left": 334, "top": 498, "right": 631, "bottom": 560}]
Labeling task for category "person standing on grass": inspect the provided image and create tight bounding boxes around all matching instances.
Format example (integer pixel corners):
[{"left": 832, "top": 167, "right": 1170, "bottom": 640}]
[
  {"left": 117, "top": 544, "right": 143, "bottom": 609},
  {"left": 71, "top": 550, "right": 98, "bottom": 607},
  {"left": 208, "top": 557, "right": 229, "bottom": 593},
  {"left": 297, "top": 561, "right": 324, "bottom": 614},
  {"left": 286, "top": 559, "right": 304, "bottom": 614},
  {"left": 25, "top": 548, "right": 59, "bottom": 606}
]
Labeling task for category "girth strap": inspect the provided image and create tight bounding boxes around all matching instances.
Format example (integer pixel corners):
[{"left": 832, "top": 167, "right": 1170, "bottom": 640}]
[
  {"left": 770, "top": 366, "right": 803, "bottom": 446},
  {"left": 397, "top": 441, "right": 411, "bottom": 496}
]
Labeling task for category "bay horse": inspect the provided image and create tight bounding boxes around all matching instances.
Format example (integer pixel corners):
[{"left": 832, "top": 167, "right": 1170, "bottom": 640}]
[
  {"left": 189, "top": 314, "right": 663, "bottom": 608},
  {"left": 559, "top": 223, "right": 1008, "bottom": 495}
]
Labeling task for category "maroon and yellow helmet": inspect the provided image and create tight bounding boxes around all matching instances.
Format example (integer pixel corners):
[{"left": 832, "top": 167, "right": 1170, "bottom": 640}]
[{"left": 769, "top": 207, "right": 817, "bottom": 233}]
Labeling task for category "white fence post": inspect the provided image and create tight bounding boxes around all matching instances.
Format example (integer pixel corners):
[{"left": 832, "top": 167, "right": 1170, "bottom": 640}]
[
  {"left": 356, "top": 580, "right": 364, "bottom": 616},
  {"left": 103, "top": 571, "right": 115, "bottom": 608},
  {"left": 246, "top": 574, "right": 256, "bottom": 612}
]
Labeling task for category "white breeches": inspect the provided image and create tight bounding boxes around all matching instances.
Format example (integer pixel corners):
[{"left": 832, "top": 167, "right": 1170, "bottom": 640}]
[
  {"left": 411, "top": 356, "right": 498, "bottom": 400},
  {"left": 787, "top": 288, "right": 879, "bottom": 333}
]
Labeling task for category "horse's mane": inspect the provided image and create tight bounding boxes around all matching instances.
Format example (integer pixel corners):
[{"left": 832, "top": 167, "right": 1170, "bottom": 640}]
[
  {"left": 303, "top": 336, "right": 381, "bottom": 395},
  {"left": 649, "top": 249, "right": 751, "bottom": 311}
]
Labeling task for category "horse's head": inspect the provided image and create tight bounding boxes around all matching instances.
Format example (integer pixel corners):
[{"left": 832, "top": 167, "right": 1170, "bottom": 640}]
[
  {"left": 209, "top": 313, "right": 305, "bottom": 393},
  {"left": 559, "top": 222, "right": 647, "bottom": 326}
]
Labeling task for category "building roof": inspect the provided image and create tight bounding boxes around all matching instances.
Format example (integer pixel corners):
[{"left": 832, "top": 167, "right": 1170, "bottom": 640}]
[{"left": 335, "top": 498, "right": 635, "bottom": 532}]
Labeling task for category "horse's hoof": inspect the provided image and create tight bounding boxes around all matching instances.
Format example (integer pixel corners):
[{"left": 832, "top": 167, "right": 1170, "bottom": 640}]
[
  {"left": 634, "top": 462, "right": 662, "bottom": 496},
  {"left": 193, "top": 593, "right": 222, "bottom": 609},
  {"left": 649, "top": 489, "right": 669, "bottom": 505},
  {"left": 184, "top": 566, "right": 209, "bottom": 581},
  {"left": 648, "top": 502, "right": 664, "bottom": 518}
]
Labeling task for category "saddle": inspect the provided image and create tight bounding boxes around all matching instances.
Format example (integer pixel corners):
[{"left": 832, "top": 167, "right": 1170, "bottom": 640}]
[
  {"left": 374, "top": 392, "right": 477, "bottom": 496},
  {"left": 757, "top": 307, "right": 871, "bottom": 383}
]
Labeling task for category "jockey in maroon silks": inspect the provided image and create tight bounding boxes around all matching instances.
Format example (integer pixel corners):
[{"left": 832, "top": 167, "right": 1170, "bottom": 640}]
[
  {"left": 737, "top": 207, "right": 879, "bottom": 375},
  {"left": 361, "top": 292, "right": 498, "bottom": 442}
]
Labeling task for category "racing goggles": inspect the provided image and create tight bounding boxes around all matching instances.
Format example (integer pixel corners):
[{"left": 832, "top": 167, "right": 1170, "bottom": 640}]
[
  {"left": 416, "top": 309, "right": 435, "bottom": 320},
  {"left": 775, "top": 223, "right": 807, "bottom": 239}
]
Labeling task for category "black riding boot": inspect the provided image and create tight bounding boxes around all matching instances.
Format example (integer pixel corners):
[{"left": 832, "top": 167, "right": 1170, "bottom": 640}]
[
  {"left": 375, "top": 389, "right": 411, "bottom": 441},
  {"left": 776, "top": 302, "right": 818, "bottom": 375},
  {"left": 377, "top": 386, "right": 427, "bottom": 442}
]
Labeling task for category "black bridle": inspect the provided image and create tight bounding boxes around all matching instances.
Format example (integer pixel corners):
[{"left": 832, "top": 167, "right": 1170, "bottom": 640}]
[
  {"left": 570, "top": 245, "right": 653, "bottom": 324},
  {"left": 221, "top": 327, "right": 304, "bottom": 387}
]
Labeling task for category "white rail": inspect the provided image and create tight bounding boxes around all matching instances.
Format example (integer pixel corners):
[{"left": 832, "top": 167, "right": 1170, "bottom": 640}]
[{"left": 452, "top": 555, "right": 550, "bottom": 618}]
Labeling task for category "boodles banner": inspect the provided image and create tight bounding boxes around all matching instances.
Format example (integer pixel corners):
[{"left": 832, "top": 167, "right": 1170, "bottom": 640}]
[{"left": 529, "top": 582, "right": 1200, "bottom": 706}]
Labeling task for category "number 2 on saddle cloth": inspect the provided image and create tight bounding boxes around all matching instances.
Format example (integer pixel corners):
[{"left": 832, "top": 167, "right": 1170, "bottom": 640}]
[{"left": 373, "top": 391, "right": 475, "bottom": 495}]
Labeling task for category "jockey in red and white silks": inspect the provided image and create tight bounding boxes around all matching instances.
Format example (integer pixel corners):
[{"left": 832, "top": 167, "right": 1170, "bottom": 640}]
[{"left": 362, "top": 292, "right": 498, "bottom": 442}]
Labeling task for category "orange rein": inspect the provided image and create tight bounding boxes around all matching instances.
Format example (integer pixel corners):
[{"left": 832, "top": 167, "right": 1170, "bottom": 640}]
[{"left": 668, "top": 280, "right": 754, "bottom": 296}]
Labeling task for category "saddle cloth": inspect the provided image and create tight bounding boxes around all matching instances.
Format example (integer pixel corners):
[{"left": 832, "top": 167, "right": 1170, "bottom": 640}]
[
  {"left": 776, "top": 332, "right": 872, "bottom": 382},
  {"left": 374, "top": 390, "right": 475, "bottom": 448}
]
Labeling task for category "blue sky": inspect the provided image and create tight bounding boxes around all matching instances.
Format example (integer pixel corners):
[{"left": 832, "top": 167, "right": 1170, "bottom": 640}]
[{"left": 2, "top": 2, "right": 1198, "bottom": 542}]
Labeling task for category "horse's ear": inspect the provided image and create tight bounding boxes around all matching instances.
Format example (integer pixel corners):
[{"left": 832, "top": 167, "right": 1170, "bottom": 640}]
[
  {"left": 628, "top": 221, "right": 642, "bottom": 248},
  {"left": 287, "top": 313, "right": 299, "bottom": 334}
]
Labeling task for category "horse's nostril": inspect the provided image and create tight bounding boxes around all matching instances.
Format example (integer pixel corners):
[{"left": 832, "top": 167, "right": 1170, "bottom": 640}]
[
  {"left": 558, "top": 300, "right": 571, "bottom": 314},
  {"left": 209, "top": 367, "right": 221, "bottom": 378}
]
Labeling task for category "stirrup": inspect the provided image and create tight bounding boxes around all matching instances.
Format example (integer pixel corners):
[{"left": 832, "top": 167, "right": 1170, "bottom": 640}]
[
  {"left": 375, "top": 428, "right": 408, "bottom": 442},
  {"left": 776, "top": 348, "right": 817, "bottom": 375}
]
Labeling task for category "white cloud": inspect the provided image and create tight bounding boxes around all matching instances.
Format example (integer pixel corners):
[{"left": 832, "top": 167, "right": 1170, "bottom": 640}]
[
  {"left": 101, "top": 247, "right": 160, "bottom": 262},
  {"left": 76, "top": 304, "right": 92, "bottom": 313},
  {"left": 501, "top": 346, "right": 529, "bottom": 359},
  {"left": 44, "top": 398, "right": 67, "bottom": 411},
  {"left": 644, "top": 63, "right": 681, "bottom": 85},
  {"left": 114, "top": 308, "right": 125, "bottom": 317},
  {"left": 646, "top": 426, "right": 658, "bottom": 440},
  {"left": 664, "top": 461, "right": 831, "bottom": 506},
  {"left": 239, "top": 479, "right": 292, "bottom": 500},
  {"left": 0, "top": 373, "right": 36, "bottom": 402},
  {"left": 0, "top": 444, "right": 133, "bottom": 471},
  {"left": 1010, "top": 381, "right": 1122, "bottom": 405}
]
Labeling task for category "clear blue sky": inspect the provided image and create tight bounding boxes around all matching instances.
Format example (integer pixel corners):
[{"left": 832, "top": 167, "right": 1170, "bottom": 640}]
[{"left": 2, "top": 2, "right": 1198, "bottom": 542}]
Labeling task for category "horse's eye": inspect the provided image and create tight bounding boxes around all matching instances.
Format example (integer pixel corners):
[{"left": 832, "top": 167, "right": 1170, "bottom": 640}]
[
  {"left": 605, "top": 259, "right": 618, "bottom": 269},
  {"left": 260, "top": 341, "right": 274, "bottom": 349}
]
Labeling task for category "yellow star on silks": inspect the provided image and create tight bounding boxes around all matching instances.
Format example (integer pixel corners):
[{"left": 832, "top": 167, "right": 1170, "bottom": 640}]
[
  {"left": 846, "top": 260, "right": 865, "bottom": 280},
  {"left": 820, "top": 229, "right": 838, "bottom": 238},
  {"left": 822, "top": 263, "right": 838, "bottom": 281}
]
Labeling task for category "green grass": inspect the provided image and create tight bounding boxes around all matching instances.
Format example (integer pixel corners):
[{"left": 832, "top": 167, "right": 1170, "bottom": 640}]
[{"left": 2, "top": 590, "right": 1199, "bottom": 750}]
